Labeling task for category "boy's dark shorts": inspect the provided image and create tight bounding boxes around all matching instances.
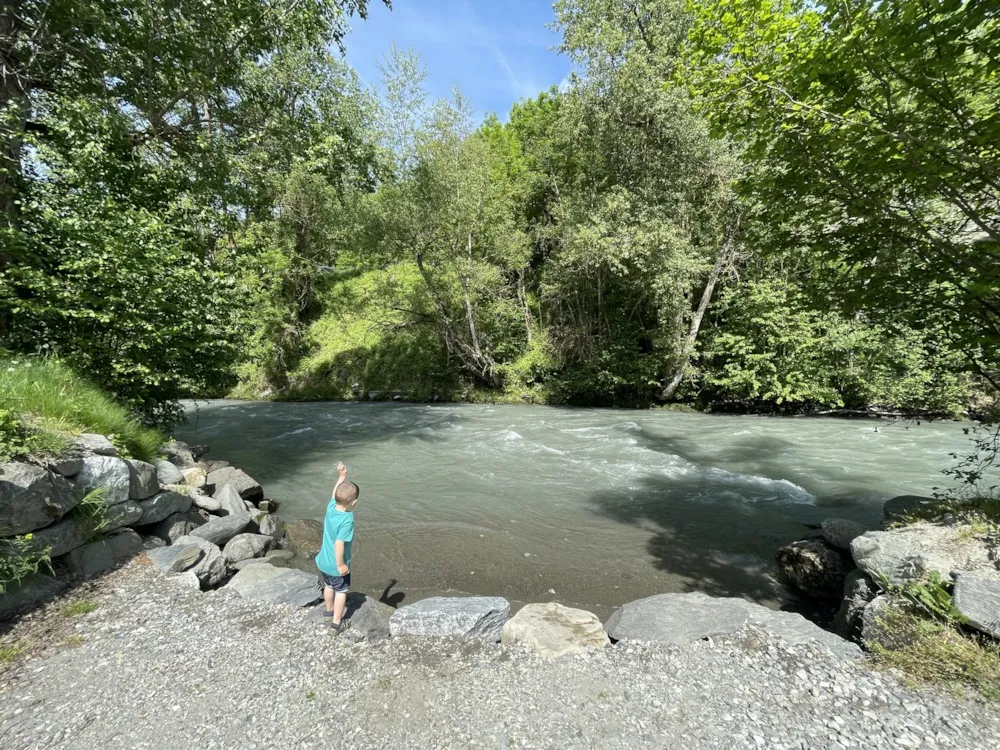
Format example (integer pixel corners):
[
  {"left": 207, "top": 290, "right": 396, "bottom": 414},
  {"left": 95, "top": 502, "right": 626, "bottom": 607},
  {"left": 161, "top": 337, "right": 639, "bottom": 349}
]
[{"left": 321, "top": 572, "right": 351, "bottom": 593}]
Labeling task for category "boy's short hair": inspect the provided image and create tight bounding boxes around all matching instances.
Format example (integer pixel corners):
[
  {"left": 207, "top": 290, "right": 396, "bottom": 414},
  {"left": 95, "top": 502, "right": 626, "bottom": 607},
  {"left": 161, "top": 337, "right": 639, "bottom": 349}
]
[{"left": 335, "top": 481, "right": 359, "bottom": 504}]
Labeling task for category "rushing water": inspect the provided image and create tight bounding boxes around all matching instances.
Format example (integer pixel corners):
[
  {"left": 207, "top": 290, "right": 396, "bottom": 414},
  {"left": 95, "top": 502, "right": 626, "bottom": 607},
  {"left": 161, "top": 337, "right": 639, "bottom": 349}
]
[{"left": 177, "top": 401, "right": 972, "bottom": 616}]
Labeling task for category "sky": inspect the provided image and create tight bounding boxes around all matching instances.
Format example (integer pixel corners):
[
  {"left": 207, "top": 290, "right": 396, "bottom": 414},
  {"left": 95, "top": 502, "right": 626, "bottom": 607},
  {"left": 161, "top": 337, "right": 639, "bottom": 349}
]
[{"left": 344, "top": 0, "right": 572, "bottom": 120}]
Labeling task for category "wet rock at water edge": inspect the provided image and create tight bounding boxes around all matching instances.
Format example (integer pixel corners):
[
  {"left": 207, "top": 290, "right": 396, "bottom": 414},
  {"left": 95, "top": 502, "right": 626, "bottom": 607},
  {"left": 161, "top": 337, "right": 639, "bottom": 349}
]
[
  {"left": 189, "top": 514, "right": 254, "bottom": 546},
  {"left": 207, "top": 466, "right": 263, "bottom": 504},
  {"left": 821, "top": 518, "right": 867, "bottom": 552},
  {"left": 258, "top": 514, "right": 286, "bottom": 540},
  {"left": 126, "top": 459, "right": 160, "bottom": 500},
  {"left": 154, "top": 459, "right": 185, "bottom": 486},
  {"left": 225, "top": 563, "right": 322, "bottom": 607},
  {"left": 502, "top": 602, "right": 609, "bottom": 658},
  {"left": 284, "top": 519, "right": 323, "bottom": 558},
  {"left": 310, "top": 593, "right": 394, "bottom": 640},
  {"left": 389, "top": 597, "right": 510, "bottom": 642},
  {"left": 75, "top": 456, "right": 131, "bottom": 506},
  {"left": 882, "top": 495, "right": 941, "bottom": 525},
  {"left": 775, "top": 539, "right": 848, "bottom": 600},
  {"left": 0, "top": 462, "right": 81, "bottom": 536},
  {"left": 164, "top": 440, "right": 199, "bottom": 469}
]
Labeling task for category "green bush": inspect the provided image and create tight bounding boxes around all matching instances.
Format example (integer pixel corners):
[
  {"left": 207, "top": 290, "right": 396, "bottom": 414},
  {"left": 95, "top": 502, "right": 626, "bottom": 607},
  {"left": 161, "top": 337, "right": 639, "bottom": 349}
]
[{"left": 0, "top": 355, "right": 163, "bottom": 461}]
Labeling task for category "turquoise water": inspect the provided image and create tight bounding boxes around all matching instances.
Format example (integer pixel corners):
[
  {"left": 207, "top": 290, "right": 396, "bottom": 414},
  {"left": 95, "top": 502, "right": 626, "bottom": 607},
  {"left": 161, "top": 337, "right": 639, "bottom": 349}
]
[{"left": 178, "top": 401, "right": 972, "bottom": 615}]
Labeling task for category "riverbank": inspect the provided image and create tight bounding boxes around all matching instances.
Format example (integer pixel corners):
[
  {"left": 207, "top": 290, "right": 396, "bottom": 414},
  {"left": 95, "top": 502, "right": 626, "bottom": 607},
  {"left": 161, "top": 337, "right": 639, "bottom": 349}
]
[{"left": 3, "top": 561, "right": 999, "bottom": 750}]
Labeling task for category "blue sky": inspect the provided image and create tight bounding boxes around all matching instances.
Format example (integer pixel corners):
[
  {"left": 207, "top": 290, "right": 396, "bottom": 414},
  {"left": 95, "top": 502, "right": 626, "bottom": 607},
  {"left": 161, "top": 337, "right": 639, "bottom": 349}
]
[{"left": 344, "top": 0, "right": 571, "bottom": 120}]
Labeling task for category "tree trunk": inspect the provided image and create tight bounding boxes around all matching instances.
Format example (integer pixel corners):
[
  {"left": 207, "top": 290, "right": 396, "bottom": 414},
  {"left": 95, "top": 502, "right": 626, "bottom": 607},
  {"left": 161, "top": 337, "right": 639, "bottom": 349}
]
[
  {"left": 0, "top": 0, "right": 27, "bottom": 234},
  {"left": 658, "top": 226, "right": 741, "bottom": 401}
]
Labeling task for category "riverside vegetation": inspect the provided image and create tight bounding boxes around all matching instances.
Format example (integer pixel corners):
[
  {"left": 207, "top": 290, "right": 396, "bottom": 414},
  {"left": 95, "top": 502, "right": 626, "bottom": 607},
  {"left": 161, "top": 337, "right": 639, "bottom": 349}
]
[{"left": 0, "top": 1, "right": 996, "bottom": 416}]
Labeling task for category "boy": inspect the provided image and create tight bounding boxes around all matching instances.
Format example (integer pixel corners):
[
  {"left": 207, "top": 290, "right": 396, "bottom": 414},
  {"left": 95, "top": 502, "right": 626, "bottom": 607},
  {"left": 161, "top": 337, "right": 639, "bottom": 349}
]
[{"left": 315, "top": 461, "right": 359, "bottom": 631}]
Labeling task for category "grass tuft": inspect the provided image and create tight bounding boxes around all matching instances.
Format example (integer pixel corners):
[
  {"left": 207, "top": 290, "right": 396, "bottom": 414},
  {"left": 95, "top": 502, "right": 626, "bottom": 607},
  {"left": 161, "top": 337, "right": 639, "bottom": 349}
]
[
  {"left": 0, "top": 354, "right": 163, "bottom": 461},
  {"left": 59, "top": 600, "right": 99, "bottom": 618},
  {"left": 871, "top": 608, "right": 1000, "bottom": 702},
  {"left": 0, "top": 641, "right": 27, "bottom": 665}
]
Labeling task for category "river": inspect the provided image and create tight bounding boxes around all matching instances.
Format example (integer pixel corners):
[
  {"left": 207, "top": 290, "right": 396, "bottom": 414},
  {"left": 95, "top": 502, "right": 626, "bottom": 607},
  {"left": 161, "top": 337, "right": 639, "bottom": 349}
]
[{"left": 176, "top": 401, "right": 972, "bottom": 617}]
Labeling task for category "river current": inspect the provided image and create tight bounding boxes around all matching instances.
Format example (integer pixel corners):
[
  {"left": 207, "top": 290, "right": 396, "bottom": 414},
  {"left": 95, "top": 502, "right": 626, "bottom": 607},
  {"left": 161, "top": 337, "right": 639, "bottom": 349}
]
[{"left": 177, "top": 401, "right": 971, "bottom": 616}]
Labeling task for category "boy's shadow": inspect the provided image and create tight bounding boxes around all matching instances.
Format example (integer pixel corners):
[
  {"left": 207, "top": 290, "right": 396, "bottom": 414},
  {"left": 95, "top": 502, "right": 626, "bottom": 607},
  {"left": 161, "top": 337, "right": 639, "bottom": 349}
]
[{"left": 379, "top": 579, "right": 406, "bottom": 609}]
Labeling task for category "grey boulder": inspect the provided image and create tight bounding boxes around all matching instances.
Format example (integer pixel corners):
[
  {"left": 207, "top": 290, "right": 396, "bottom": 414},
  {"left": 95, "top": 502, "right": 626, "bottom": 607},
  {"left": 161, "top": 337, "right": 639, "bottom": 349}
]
[
  {"left": 222, "top": 533, "right": 273, "bottom": 564},
  {"left": 821, "top": 518, "right": 867, "bottom": 551},
  {"left": 143, "top": 509, "right": 206, "bottom": 543},
  {"left": 126, "top": 460, "right": 159, "bottom": 500},
  {"left": 60, "top": 530, "right": 143, "bottom": 577},
  {"left": 225, "top": 563, "right": 321, "bottom": 607},
  {"left": 862, "top": 594, "right": 918, "bottom": 651},
  {"left": 136, "top": 491, "right": 193, "bottom": 526},
  {"left": 77, "top": 433, "right": 117, "bottom": 456},
  {"left": 190, "top": 514, "right": 253, "bottom": 546},
  {"left": 146, "top": 543, "right": 203, "bottom": 574},
  {"left": 883, "top": 495, "right": 940, "bottom": 525},
  {"left": 181, "top": 466, "right": 207, "bottom": 488},
  {"left": 154, "top": 459, "right": 185, "bottom": 486},
  {"left": 0, "top": 462, "right": 81, "bottom": 536},
  {"left": 75, "top": 456, "right": 131, "bottom": 505},
  {"left": 208, "top": 466, "right": 263, "bottom": 503},
  {"left": 309, "top": 593, "right": 394, "bottom": 640},
  {"left": 258, "top": 514, "right": 286, "bottom": 539},
  {"left": 191, "top": 492, "right": 222, "bottom": 513},
  {"left": 104, "top": 500, "right": 143, "bottom": 532},
  {"left": 850, "top": 524, "right": 994, "bottom": 587},
  {"left": 141, "top": 535, "right": 168, "bottom": 551},
  {"left": 605, "top": 591, "right": 859, "bottom": 659},
  {"left": 775, "top": 539, "right": 848, "bottom": 600},
  {"left": 389, "top": 596, "right": 510, "bottom": 642},
  {"left": 0, "top": 574, "right": 67, "bottom": 621},
  {"left": 953, "top": 572, "right": 1000, "bottom": 639},
  {"left": 834, "top": 569, "right": 878, "bottom": 642},
  {"left": 214, "top": 484, "right": 253, "bottom": 517},
  {"left": 23, "top": 515, "right": 87, "bottom": 558},
  {"left": 502, "top": 602, "right": 609, "bottom": 658},
  {"left": 172, "top": 535, "right": 227, "bottom": 588}
]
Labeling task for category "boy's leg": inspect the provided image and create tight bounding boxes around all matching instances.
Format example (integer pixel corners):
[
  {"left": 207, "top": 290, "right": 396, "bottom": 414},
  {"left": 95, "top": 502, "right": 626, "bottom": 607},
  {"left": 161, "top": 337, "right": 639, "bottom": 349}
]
[
  {"left": 323, "top": 584, "right": 336, "bottom": 613},
  {"left": 332, "top": 590, "right": 348, "bottom": 625}
]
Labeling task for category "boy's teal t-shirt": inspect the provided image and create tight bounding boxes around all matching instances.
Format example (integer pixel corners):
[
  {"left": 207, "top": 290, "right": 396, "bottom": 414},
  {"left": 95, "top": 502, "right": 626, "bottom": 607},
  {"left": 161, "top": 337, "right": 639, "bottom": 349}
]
[{"left": 315, "top": 501, "right": 354, "bottom": 576}]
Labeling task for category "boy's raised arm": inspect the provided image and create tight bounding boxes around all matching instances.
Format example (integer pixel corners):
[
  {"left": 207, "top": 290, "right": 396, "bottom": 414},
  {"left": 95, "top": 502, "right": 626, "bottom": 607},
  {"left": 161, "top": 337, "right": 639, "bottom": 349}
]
[{"left": 332, "top": 461, "right": 347, "bottom": 498}]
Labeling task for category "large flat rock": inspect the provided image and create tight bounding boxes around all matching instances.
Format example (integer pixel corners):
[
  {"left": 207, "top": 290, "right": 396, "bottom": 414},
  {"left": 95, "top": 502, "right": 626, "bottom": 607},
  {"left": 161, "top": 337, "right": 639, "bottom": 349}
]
[
  {"left": 821, "top": 518, "right": 867, "bottom": 551},
  {"left": 389, "top": 596, "right": 509, "bottom": 641},
  {"left": 953, "top": 572, "right": 1000, "bottom": 639},
  {"left": 25, "top": 515, "right": 87, "bottom": 558},
  {"left": 141, "top": 510, "right": 206, "bottom": 543},
  {"left": 190, "top": 514, "right": 253, "bottom": 546},
  {"left": 225, "top": 563, "right": 321, "bottom": 607},
  {"left": 222, "top": 533, "right": 272, "bottom": 564},
  {"left": 502, "top": 602, "right": 609, "bottom": 658},
  {"left": 75, "top": 456, "right": 131, "bottom": 505},
  {"left": 136, "top": 491, "right": 193, "bottom": 526},
  {"left": 0, "top": 462, "right": 81, "bottom": 536},
  {"left": 604, "top": 592, "right": 859, "bottom": 659},
  {"left": 213, "top": 484, "right": 252, "bottom": 517},
  {"left": 147, "top": 543, "right": 204, "bottom": 574},
  {"left": 850, "top": 524, "right": 994, "bottom": 587}
]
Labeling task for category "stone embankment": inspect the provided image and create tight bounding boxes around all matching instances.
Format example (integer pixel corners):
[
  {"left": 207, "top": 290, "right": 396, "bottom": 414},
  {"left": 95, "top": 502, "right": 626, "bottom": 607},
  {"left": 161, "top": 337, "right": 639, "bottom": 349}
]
[{"left": 775, "top": 495, "right": 1000, "bottom": 648}]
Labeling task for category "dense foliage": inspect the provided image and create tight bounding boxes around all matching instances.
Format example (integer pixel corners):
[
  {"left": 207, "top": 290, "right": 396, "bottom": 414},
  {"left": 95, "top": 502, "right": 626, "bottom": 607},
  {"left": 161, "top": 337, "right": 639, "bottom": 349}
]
[{"left": 1, "top": 0, "right": 995, "bottom": 420}]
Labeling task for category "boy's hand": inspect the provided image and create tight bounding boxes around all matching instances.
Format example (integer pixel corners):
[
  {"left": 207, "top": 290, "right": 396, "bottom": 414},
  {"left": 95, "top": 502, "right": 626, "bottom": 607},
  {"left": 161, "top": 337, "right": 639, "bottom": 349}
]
[
  {"left": 337, "top": 563, "right": 350, "bottom": 576},
  {"left": 336, "top": 461, "right": 347, "bottom": 479}
]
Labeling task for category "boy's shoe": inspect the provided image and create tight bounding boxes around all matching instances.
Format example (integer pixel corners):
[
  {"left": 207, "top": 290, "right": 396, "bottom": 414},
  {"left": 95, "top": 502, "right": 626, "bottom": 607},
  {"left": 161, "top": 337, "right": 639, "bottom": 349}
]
[{"left": 331, "top": 620, "right": 343, "bottom": 632}]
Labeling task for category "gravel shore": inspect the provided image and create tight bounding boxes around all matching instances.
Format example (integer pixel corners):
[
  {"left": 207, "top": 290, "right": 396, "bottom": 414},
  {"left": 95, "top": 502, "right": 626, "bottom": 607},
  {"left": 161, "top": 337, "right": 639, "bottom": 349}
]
[{"left": 1, "top": 560, "right": 998, "bottom": 750}]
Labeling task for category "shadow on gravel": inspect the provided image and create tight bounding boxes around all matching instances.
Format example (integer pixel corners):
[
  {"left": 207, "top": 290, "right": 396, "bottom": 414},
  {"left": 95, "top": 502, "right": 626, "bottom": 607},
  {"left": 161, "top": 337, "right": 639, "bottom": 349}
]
[{"left": 585, "top": 474, "right": 870, "bottom": 621}]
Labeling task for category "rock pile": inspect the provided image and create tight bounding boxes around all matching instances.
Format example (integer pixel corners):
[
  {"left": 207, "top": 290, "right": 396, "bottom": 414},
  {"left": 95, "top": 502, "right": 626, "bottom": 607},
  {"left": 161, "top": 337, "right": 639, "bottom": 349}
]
[
  {"left": 775, "top": 496, "right": 1000, "bottom": 652},
  {"left": 0, "top": 437, "right": 289, "bottom": 619}
]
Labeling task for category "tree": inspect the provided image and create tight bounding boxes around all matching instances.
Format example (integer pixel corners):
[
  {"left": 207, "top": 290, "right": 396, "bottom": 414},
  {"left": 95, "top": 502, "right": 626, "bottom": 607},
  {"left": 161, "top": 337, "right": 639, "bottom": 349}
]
[{"left": 686, "top": 0, "right": 1000, "bottom": 386}]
